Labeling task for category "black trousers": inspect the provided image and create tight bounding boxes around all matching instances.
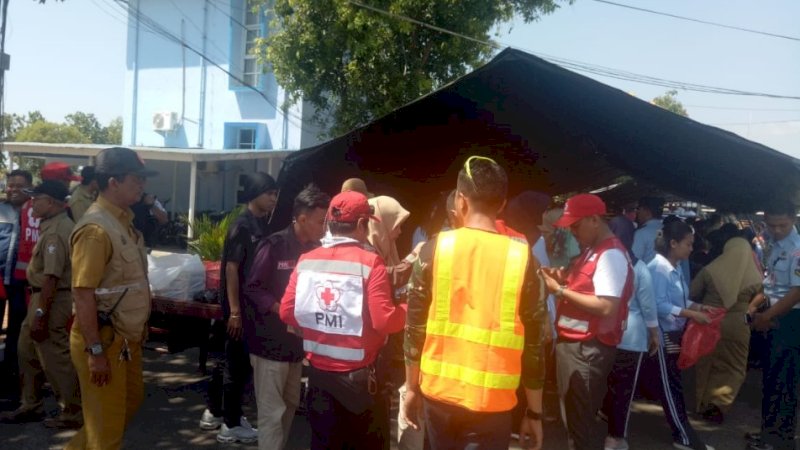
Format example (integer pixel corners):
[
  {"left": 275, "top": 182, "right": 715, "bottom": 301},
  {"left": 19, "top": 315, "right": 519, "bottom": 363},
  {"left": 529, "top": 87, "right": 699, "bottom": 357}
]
[
  {"left": 761, "top": 310, "right": 800, "bottom": 450},
  {"left": 307, "top": 373, "right": 388, "bottom": 450},
  {"left": 206, "top": 320, "right": 252, "bottom": 427},
  {"left": 423, "top": 397, "right": 512, "bottom": 450},
  {"left": 641, "top": 330, "right": 706, "bottom": 449},
  {"left": 556, "top": 338, "right": 617, "bottom": 450},
  {"left": 603, "top": 349, "right": 644, "bottom": 439},
  {"left": 2, "top": 282, "right": 28, "bottom": 387}
]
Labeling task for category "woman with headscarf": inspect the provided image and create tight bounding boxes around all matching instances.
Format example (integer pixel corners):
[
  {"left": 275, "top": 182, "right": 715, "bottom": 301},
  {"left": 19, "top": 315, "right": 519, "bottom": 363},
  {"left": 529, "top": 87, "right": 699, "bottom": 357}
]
[
  {"left": 691, "top": 237, "right": 763, "bottom": 423},
  {"left": 540, "top": 207, "right": 581, "bottom": 269},
  {"left": 366, "top": 195, "right": 416, "bottom": 450},
  {"left": 367, "top": 196, "right": 413, "bottom": 290}
]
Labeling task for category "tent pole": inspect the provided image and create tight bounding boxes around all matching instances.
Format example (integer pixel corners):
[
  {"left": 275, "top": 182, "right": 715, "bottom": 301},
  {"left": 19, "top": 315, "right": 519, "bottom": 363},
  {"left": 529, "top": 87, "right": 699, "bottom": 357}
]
[{"left": 188, "top": 159, "right": 197, "bottom": 239}]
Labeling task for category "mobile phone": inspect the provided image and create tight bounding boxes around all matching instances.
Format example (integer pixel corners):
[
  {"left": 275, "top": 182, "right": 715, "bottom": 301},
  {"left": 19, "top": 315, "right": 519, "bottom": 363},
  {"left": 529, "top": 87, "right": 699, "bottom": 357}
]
[{"left": 744, "top": 313, "right": 753, "bottom": 325}]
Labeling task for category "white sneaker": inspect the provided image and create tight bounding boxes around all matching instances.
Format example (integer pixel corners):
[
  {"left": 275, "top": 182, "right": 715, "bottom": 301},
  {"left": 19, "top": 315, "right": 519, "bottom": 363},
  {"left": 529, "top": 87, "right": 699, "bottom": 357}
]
[
  {"left": 216, "top": 423, "right": 258, "bottom": 444},
  {"left": 605, "top": 436, "right": 629, "bottom": 450},
  {"left": 240, "top": 415, "right": 257, "bottom": 432},
  {"left": 199, "top": 409, "right": 223, "bottom": 430}
]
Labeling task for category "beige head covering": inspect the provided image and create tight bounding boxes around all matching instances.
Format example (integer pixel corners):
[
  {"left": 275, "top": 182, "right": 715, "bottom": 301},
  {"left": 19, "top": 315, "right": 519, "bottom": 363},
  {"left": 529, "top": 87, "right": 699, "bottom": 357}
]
[
  {"left": 539, "top": 207, "right": 564, "bottom": 237},
  {"left": 704, "top": 237, "right": 762, "bottom": 309},
  {"left": 367, "top": 196, "right": 410, "bottom": 266},
  {"left": 341, "top": 178, "right": 371, "bottom": 197}
]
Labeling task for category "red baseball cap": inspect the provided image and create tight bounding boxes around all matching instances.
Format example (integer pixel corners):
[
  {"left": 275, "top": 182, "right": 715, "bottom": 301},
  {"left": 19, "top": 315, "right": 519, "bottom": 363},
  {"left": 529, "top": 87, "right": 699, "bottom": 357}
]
[
  {"left": 326, "top": 191, "right": 380, "bottom": 223},
  {"left": 41, "top": 162, "right": 81, "bottom": 183},
  {"left": 554, "top": 193, "right": 607, "bottom": 227}
]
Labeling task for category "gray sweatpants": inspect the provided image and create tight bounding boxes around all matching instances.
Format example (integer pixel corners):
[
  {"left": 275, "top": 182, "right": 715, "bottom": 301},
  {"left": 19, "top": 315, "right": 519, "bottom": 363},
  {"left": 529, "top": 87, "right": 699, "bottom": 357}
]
[{"left": 556, "top": 338, "right": 617, "bottom": 450}]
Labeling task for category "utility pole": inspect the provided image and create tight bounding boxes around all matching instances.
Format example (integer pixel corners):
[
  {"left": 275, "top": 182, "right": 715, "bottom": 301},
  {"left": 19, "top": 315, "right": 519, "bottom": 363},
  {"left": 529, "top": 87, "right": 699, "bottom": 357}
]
[{"left": 0, "top": 0, "right": 11, "bottom": 146}]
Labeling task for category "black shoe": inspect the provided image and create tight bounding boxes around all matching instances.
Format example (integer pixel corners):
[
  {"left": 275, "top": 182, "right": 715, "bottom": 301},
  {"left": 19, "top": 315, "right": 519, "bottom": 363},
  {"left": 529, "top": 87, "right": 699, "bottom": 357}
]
[
  {"left": 746, "top": 441, "right": 773, "bottom": 450},
  {"left": 744, "top": 433, "right": 773, "bottom": 450},
  {"left": 0, "top": 407, "right": 45, "bottom": 424},
  {"left": 700, "top": 404, "right": 724, "bottom": 424}
]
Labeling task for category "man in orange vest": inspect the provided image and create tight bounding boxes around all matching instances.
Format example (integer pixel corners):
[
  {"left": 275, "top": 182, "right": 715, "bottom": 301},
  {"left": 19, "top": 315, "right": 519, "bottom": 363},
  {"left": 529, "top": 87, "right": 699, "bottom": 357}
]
[
  {"left": 402, "top": 156, "right": 547, "bottom": 450},
  {"left": 540, "top": 193, "right": 634, "bottom": 450}
]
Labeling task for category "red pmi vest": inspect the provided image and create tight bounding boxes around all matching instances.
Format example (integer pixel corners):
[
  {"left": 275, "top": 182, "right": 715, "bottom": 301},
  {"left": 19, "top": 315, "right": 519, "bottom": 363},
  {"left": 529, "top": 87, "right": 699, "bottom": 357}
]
[
  {"left": 292, "top": 244, "right": 390, "bottom": 372},
  {"left": 14, "top": 200, "right": 41, "bottom": 281},
  {"left": 555, "top": 236, "right": 633, "bottom": 346}
]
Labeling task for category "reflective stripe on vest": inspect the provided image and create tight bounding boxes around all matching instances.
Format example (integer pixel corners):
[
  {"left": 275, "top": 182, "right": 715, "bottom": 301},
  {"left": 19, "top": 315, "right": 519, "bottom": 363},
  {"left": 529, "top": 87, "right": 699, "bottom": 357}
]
[
  {"left": 420, "top": 228, "right": 528, "bottom": 413},
  {"left": 296, "top": 259, "right": 372, "bottom": 278},
  {"left": 557, "top": 315, "right": 590, "bottom": 333},
  {"left": 95, "top": 282, "right": 147, "bottom": 296},
  {"left": 303, "top": 340, "right": 365, "bottom": 361}
]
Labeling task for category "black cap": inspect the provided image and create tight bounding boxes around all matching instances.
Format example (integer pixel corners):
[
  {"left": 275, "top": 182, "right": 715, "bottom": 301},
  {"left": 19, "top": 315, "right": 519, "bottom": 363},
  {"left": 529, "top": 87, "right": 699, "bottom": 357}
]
[
  {"left": 80, "top": 166, "right": 96, "bottom": 184},
  {"left": 95, "top": 147, "right": 158, "bottom": 177},
  {"left": 238, "top": 172, "right": 277, "bottom": 203},
  {"left": 23, "top": 180, "right": 70, "bottom": 203}
]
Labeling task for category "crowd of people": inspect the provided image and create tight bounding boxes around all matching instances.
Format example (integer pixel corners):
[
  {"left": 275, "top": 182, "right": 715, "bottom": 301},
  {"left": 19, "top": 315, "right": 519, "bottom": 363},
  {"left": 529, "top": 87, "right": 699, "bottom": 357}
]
[{"left": 0, "top": 147, "right": 797, "bottom": 450}]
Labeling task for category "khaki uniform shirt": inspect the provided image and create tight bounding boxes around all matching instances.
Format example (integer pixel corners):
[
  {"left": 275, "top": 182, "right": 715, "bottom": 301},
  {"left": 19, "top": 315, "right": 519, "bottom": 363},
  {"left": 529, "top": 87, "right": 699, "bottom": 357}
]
[
  {"left": 68, "top": 184, "right": 96, "bottom": 223},
  {"left": 26, "top": 211, "right": 74, "bottom": 289}
]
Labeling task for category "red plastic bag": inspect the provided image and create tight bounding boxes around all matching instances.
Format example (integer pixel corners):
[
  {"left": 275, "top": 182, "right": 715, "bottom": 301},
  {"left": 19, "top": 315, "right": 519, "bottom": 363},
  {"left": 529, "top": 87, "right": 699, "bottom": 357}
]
[{"left": 678, "top": 306, "right": 726, "bottom": 370}]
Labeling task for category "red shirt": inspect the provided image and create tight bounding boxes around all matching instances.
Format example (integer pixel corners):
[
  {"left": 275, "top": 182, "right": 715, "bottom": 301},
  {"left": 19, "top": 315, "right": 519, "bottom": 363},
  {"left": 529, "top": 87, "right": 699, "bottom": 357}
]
[
  {"left": 280, "top": 242, "right": 406, "bottom": 372},
  {"left": 495, "top": 220, "right": 527, "bottom": 242},
  {"left": 15, "top": 200, "right": 41, "bottom": 281}
]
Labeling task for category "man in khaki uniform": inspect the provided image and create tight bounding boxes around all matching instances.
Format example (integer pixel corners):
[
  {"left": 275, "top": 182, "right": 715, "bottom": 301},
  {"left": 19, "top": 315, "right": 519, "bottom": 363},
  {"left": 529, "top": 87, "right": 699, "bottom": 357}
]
[
  {"left": 0, "top": 180, "right": 82, "bottom": 428},
  {"left": 68, "top": 166, "right": 98, "bottom": 222},
  {"left": 66, "top": 147, "right": 157, "bottom": 450}
]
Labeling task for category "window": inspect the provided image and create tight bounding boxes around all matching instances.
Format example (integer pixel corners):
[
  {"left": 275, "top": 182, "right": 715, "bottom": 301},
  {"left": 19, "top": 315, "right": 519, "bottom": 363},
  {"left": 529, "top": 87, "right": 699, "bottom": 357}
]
[
  {"left": 242, "top": 6, "right": 261, "bottom": 87},
  {"left": 237, "top": 128, "right": 256, "bottom": 149},
  {"left": 225, "top": 123, "right": 270, "bottom": 150}
]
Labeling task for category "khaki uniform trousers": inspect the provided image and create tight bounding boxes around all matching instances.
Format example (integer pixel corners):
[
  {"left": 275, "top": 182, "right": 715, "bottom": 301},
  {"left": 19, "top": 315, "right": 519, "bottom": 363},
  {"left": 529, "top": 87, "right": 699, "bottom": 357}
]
[
  {"left": 66, "top": 325, "right": 143, "bottom": 450},
  {"left": 17, "top": 291, "right": 82, "bottom": 420}
]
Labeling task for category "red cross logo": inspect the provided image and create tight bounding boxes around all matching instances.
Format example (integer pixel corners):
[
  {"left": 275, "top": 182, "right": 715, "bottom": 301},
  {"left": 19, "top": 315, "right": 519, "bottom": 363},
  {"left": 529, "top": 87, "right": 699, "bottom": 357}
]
[{"left": 315, "top": 282, "right": 341, "bottom": 312}]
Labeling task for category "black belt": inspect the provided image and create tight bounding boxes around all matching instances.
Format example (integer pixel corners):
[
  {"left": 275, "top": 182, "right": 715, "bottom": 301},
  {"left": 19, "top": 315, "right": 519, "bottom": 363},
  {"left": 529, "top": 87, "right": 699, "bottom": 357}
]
[{"left": 28, "top": 287, "right": 71, "bottom": 294}]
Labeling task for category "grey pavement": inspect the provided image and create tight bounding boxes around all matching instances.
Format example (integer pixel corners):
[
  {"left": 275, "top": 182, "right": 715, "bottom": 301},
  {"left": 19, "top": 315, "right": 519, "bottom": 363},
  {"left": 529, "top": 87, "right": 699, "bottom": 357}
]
[{"left": 0, "top": 345, "right": 764, "bottom": 449}]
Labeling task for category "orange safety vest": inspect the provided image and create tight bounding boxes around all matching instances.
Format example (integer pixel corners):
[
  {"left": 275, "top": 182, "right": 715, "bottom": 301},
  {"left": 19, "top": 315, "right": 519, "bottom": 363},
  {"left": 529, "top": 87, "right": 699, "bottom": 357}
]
[{"left": 420, "top": 228, "right": 529, "bottom": 413}]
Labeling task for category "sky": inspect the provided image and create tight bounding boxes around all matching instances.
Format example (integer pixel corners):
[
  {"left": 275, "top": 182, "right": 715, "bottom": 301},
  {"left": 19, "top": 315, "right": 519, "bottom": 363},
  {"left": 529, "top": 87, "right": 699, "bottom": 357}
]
[{"left": 3, "top": 0, "right": 800, "bottom": 157}]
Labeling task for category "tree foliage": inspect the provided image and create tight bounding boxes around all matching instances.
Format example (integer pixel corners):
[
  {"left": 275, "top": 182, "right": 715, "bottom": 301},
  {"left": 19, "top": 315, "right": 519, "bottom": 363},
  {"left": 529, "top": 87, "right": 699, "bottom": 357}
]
[
  {"left": 254, "top": 0, "right": 565, "bottom": 136},
  {"left": 2, "top": 112, "right": 123, "bottom": 172},
  {"left": 652, "top": 90, "right": 688, "bottom": 117}
]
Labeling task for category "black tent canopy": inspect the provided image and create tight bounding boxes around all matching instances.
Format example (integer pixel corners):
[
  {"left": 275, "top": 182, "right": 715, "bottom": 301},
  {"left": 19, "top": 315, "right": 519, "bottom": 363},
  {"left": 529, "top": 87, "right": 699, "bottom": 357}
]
[{"left": 273, "top": 48, "right": 800, "bottom": 230}]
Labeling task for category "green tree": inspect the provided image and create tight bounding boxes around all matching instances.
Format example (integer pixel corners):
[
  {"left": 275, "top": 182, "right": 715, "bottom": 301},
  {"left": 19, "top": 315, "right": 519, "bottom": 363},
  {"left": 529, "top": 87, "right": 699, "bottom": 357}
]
[
  {"left": 65, "top": 111, "right": 106, "bottom": 144},
  {"left": 15, "top": 121, "right": 91, "bottom": 144},
  {"left": 105, "top": 117, "right": 123, "bottom": 145},
  {"left": 255, "top": 0, "right": 565, "bottom": 136},
  {"left": 652, "top": 90, "right": 688, "bottom": 117}
]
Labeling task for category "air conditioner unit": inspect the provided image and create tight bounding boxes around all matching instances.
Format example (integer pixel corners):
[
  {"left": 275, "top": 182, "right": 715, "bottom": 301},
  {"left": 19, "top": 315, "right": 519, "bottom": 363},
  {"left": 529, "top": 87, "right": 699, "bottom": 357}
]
[{"left": 152, "top": 111, "right": 179, "bottom": 131}]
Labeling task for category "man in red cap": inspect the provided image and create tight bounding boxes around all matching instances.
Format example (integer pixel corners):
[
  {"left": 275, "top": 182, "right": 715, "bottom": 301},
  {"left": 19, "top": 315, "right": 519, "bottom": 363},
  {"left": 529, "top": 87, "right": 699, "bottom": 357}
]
[
  {"left": 41, "top": 162, "right": 82, "bottom": 189},
  {"left": 279, "top": 190, "right": 406, "bottom": 450},
  {"left": 540, "top": 193, "right": 634, "bottom": 450}
]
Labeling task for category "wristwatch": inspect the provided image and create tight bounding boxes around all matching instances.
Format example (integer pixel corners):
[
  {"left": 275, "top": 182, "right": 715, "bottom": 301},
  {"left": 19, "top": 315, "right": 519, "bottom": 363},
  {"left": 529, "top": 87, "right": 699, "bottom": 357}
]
[
  {"left": 525, "top": 408, "right": 543, "bottom": 421},
  {"left": 34, "top": 308, "right": 45, "bottom": 318},
  {"left": 85, "top": 343, "right": 104, "bottom": 356}
]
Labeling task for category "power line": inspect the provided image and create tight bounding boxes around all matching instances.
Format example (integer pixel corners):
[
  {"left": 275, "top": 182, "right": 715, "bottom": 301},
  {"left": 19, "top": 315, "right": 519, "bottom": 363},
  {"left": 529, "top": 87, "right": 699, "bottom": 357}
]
[
  {"left": 712, "top": 119, "right": 800, "bottom": 126},
  {"left": 347, "top": 0, "right": 800, "bottom": 101},
  {"left": 107, "top": 0, "right": 307, "bottom": 130},
  {"left": 686, "top": 104, "right": 800, "bottom": 112},
  {"left": 168, "top": 0, "right": 229, "bottom": 63},
  {"left": 589, "top": 0, "right": 800, "bottom": 43}
]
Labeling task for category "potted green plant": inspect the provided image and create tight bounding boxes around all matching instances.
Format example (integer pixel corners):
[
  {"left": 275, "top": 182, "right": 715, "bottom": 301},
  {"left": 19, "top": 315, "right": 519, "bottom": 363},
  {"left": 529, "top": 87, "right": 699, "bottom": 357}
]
[{"left": 187, "top": 206, "right": 243, "bottom": 290}]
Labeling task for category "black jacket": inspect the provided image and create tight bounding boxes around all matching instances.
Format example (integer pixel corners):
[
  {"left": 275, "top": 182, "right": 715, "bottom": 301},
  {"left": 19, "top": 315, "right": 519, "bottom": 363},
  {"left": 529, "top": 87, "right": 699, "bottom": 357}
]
[{"left": 241, "top": 225, "right": 317, "bottom": 362}]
